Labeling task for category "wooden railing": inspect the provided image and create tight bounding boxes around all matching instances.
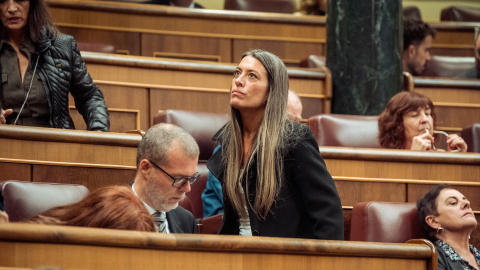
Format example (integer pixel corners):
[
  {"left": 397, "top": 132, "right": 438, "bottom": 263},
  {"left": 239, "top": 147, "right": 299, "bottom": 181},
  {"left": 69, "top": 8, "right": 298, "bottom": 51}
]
[
  {"left": 0, "top": 223, "right": 437, "bottom": 270},
  {"left": 73, "top": 52, "right": 331, "bottom": 131}
]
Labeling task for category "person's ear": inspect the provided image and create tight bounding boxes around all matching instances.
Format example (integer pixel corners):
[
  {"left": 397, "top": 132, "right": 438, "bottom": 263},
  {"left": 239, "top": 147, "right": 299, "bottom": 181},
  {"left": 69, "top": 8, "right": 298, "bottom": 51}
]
[
  {"left": 408, "top": 44, "right": 417, "bottom": 59},
  {"left": 139, "top": 159, "right": 151, "bottom": 176},
  {"left": 425, "top": 215, "right": 441, "bottom": 230}
]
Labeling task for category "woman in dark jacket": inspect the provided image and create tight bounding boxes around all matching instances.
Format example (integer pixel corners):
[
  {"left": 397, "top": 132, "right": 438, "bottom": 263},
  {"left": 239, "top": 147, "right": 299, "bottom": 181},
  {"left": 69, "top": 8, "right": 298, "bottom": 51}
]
[
  {"left": 0, "top": 0, "right": 109, "bottom": 131},
  {"left": 206, "top": 49, "right": 343, "bottom": 240}
]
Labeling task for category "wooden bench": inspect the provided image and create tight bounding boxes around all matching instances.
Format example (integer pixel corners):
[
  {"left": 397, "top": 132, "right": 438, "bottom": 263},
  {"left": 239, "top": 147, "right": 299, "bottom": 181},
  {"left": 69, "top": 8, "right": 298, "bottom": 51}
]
[
  {"left": 2, "top": 125, "right": 480, "bottom": 241},
  {"left": 47, "top": 0, "right": 326, "bottom": 66},
  {"left": 48, "top": 0, "right": 480, "bottom": 61},
  {"left": 74, "top": 52, "right": 332, "bottom": 131},
  {"left": 0, "top": 223, "right": 437, "bottom": 270}
]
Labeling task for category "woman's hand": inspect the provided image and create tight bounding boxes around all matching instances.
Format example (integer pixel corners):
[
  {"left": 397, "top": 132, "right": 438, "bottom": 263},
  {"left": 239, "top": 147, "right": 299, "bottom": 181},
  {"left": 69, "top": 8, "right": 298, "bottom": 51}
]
[
  {"left": 410, "top": 132, "right": 434, "bottom": 151},
  {"left": 0, "top": 210, "right": 9, "bottom": 223},
  {"left": 0, "top": 109, "right": 13, "bottom": 124},
  {"left": 447, "top": 134, "right": 468, "bottom": 152}
]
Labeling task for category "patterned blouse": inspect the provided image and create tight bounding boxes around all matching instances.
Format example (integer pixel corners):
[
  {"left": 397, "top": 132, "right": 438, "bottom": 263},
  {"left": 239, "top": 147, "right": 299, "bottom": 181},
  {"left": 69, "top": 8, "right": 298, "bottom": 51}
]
[{"left": 436, "top": 239, "right": 480, "bottom": 270}]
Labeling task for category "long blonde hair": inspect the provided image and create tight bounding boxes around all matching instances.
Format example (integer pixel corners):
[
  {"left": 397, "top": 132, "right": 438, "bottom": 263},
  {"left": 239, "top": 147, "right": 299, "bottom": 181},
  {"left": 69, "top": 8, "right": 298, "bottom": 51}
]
[{"left": 220, "top": 49, "right": 292, "bottom": 220}]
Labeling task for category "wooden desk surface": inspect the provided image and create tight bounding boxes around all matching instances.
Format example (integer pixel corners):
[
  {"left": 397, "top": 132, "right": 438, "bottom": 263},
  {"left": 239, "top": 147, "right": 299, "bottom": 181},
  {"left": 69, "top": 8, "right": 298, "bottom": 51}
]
[{"left": 0, "top": 223, "right": 436, "bottom": 270}]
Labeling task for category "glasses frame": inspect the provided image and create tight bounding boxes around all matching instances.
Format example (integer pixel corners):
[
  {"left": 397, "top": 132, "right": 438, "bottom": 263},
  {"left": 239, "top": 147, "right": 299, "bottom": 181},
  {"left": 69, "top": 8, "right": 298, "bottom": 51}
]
[
  {"left": 147, "top": 159, "right": 199, "bottom": 187},
  {"left": 430, "top": 130, "right": 461, "bottom": 152}
]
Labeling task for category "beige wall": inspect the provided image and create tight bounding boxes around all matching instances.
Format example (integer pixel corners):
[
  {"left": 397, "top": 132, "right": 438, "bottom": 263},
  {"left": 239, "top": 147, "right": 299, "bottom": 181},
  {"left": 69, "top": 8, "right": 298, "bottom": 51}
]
[{"left": 197, "top": 0, "right": 480, "bottom": 22}]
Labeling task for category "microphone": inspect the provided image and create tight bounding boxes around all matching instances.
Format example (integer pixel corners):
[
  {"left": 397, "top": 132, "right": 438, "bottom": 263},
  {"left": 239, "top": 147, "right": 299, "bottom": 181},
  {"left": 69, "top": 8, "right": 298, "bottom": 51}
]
[{"left": 13, "top": 55, "right": 40, "bottom": 125}]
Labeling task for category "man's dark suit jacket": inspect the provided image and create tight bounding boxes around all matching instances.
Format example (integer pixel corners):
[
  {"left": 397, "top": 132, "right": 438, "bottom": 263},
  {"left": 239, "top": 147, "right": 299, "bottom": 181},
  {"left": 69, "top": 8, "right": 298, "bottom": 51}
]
[{"left": 167, "top": 206, "right": 197, "bottom": 233}]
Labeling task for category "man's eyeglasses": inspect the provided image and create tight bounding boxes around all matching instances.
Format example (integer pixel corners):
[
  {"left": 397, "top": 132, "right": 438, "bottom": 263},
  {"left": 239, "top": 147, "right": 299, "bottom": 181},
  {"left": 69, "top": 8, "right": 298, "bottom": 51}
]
[{"left": 148, "top": 160, "right": 199, "bottom": 187}]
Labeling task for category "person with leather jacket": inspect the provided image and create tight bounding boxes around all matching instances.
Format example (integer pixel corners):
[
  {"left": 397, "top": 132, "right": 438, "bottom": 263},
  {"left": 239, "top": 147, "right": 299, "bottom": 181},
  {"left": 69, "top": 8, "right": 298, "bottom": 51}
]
[{"left": 0, "top": 0, "right": 109, "bottom": 131}]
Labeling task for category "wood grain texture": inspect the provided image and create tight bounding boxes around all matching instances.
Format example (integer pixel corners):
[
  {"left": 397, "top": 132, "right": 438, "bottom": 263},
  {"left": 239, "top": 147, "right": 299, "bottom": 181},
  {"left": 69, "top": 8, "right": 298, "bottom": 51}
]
[
  {"left": 48, "top": 0, "right": 325, "bottom": 64},
  {"left": 0, "top": 223, "right": 434, "bottom": 270}
]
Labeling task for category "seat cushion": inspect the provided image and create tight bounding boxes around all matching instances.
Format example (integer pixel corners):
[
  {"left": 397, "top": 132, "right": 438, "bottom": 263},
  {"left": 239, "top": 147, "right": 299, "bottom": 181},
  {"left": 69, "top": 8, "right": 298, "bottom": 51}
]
[
  {"left": 153, "top": 110, "right": 228, "bottom": 161},
  {"left": 423, "top": 56, "right": 477, "bottom": 79},
  {"left": 350, "top": 202, "right": 425, "bottom": 243},
  {"left": 308, "top": 114, "right": 380, "bottom": 148},
  {"left": 224, "top": 0, "right": 296, "bottom": 13},
  {"left": 2, "top": 181, "right": 89, "bottom": 222}
]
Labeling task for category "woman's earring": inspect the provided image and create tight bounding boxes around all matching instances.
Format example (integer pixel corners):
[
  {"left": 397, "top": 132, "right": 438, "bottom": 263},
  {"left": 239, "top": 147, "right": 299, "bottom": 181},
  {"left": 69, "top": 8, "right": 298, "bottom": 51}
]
[{"left": 437, "top": 227, "right": 444, "bottom": 234}]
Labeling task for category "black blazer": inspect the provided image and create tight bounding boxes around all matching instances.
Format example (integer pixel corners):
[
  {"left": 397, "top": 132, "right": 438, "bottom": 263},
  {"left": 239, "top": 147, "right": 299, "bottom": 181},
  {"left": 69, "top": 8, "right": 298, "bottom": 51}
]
[
  {"left": 207, "top": 122, "right": 344, "bottom": 240},
  {"left": 166, "top": 206, "right": 196, "bottom": 233}
]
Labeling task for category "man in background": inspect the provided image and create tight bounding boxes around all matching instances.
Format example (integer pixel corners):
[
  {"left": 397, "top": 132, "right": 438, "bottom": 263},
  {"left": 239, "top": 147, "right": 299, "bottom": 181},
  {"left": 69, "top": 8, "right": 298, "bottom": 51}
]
[{"left": 402, "top": 19, "right": 435, "bottom": 76}]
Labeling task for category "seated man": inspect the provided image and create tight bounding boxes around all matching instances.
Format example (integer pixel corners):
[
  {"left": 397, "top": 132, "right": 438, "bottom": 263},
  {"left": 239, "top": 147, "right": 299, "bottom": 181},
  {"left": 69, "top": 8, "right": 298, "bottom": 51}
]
[
  {"left": 402, "top": 19, "right": 435, "bottom": 76},
  {"left": 133, "top": 123, "right": 200, "bottom": 233},
  {"left": 202, "top": 90, "right": 303, "bottom": 218}
]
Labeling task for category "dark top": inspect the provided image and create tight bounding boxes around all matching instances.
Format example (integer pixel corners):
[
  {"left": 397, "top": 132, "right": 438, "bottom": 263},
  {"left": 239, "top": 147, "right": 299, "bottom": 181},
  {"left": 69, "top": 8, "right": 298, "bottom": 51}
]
[
  {"left": 436, "top": 239, "right": 480, "bottom": 270},
  {"left": 167, "top": 206, "right": 197, "bottom": 233},
  {"left": 0, "top": 30, "right": 109, "bottom": 131},
  {"left": 207, "top": 122, "right": 344, "bottom": 240},
  {"left": 0, "top": 39, "right": 50, "bottom": 127}
]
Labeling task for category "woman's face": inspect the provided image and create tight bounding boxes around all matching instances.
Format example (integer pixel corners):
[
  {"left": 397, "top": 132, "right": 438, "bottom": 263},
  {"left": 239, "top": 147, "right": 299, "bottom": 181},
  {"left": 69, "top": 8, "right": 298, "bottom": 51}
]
[
  {"left": 230, "top": 56, "right": 269, "bottom": 113},
  {"left": 0, "top": 0, "right": 30, "bottom": 35},
  {"left": 402, "top": 106, "right": 433, "bottom": 142},
  {"left": 431, "top": 189, "right": 477, "bottom": 232}
]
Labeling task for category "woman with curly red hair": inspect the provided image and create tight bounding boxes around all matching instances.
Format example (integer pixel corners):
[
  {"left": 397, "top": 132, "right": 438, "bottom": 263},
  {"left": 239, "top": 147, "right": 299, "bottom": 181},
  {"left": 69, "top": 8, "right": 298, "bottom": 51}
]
[{"left": 378, "top": 91, "right": 467, "bottom": 152}]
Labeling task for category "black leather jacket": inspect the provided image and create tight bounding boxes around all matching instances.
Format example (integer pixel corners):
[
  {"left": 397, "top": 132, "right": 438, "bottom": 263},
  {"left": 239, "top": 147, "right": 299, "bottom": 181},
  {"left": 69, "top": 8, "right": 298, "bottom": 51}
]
[{"left": 0, "top": 30, "right": 109, "bottom": 131}]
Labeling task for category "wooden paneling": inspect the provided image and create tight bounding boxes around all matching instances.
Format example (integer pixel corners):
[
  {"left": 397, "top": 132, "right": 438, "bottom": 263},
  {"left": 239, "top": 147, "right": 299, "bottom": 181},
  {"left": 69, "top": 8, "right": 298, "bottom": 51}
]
[
  {"left": 430, "top": 22, "right": 480, "bottom": 57},
  {"left": 335, "top": 181, "right": 407, "bottom": 206},
  {"left": 47, "top": 0, "right": 326, "bottom": 64},
  {"left": 32, "top": 165, "right": 136, "bottom": 191},
  {"left": 322, "top": 147, "right": 480, "bottom": 183},
  {"left": 48, "top": 0, "right": 479, "bottom": 63},
  {"left": 0, "top": 223, "right": 436, "bottom": 270},
  {"left": 79, "top": 52, "right": 331, "bottom": 128},
  {"left": 412, "top": 77, "right": 480, "bottom": 133},
  {"left": 0, "top": 163, "right": 30, "bottom": 182},
  {"left": 2, "top": 125, "right": 480, "bottom": 245},
  {"left": 0, "top": 126, "right": 140, "bottom": 167},
  {"left": 57, "top": 25, "right": 141, "bottom": 55},
  {"left": 142, "top": 33, "right": 232, "bottom": 61}
]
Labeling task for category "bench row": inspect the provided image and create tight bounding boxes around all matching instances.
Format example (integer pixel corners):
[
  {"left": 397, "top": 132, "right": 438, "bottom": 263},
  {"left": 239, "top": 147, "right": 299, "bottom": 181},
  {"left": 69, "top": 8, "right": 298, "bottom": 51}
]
[{"left": 48, "top": 0, "right": 480, "bottom": 64}]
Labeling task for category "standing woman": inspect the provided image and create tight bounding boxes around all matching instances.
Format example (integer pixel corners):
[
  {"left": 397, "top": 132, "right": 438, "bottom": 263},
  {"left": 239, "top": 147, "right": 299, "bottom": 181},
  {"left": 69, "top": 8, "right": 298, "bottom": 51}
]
[
  {"left": 0, "top": 0, "right": 109, "bottom": 130},
  {"left": 207, "top": 49, "right": 343, "bottom": 240},
  {"left": 417, "top": 184, "right": 479, "bottom": 270}
]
